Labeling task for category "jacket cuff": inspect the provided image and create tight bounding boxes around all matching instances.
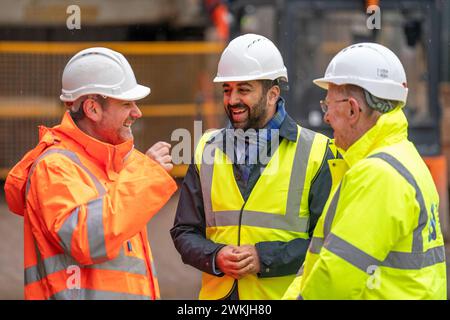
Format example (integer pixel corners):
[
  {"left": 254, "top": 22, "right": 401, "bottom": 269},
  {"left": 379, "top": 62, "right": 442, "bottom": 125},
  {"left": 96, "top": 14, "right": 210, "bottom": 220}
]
[
  {"left": 208, "top": 244, "right": 226, "bottom": 276},
  {"left": 255, "top": 240, "right": 308, "bottom": 278}
]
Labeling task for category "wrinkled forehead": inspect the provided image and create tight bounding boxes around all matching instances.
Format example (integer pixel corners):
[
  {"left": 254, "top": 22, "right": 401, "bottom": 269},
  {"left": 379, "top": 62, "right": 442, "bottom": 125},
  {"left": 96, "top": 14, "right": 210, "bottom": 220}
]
[{"left": 326, "top": 83, "right": 345, "bottom": 98}]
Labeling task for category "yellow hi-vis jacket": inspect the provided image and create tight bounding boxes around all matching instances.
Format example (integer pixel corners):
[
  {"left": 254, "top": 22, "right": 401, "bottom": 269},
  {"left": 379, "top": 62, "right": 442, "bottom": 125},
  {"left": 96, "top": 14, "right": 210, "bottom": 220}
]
[
  {"left": 195, "top": 125, "right": 330, "bottom": 300},
  {"left": 284, "top": 108, "right": 447, "bottom": 300}
]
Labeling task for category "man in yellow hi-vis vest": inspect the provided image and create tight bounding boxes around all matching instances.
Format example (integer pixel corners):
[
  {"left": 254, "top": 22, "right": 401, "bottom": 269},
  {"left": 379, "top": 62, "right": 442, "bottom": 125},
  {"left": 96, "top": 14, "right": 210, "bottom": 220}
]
[
  {"left": 284, "top": 42, "right": 447, "bottom": 300},
  {"left": 171, "top": 34, "right": 336, "bottom": 299}
]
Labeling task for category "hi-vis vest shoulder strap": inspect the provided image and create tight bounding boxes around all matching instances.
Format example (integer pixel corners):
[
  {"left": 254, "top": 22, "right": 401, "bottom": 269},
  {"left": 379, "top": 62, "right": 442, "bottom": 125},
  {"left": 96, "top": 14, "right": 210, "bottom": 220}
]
[
  {"left": 310, "top": 152, "right": 445, "bottom": 272},
  {"left": 25, "top": 147, "right": 155, "bottom": 300}
]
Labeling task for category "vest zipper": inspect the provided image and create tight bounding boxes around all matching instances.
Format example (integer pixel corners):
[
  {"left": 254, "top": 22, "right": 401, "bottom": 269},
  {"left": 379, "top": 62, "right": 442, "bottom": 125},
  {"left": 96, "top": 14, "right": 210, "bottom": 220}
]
[
  {"left": 225, "top": 201, "right": 248, "bottom": 300},
  {"left": 237, "top": 202, "right": 246, "bottom": 246}
]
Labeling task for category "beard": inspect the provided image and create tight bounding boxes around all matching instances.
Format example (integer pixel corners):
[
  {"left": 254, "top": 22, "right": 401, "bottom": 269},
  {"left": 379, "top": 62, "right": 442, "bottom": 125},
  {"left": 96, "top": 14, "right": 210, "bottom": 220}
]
[{"left": 226, "top": 95, "right": 268, "bottom": 130}]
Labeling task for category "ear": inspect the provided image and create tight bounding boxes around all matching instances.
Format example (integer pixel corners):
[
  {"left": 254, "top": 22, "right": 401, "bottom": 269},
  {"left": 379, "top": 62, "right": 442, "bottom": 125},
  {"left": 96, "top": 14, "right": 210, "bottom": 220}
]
[
  {"left": 347, "top": 97, "right": 361, "bottom": 125},
  {"left": 82, "top": 98, "right": 103, "bottom": 122},
  {"left": 267, "top": 85, "right": 280, "bottom": 105}
]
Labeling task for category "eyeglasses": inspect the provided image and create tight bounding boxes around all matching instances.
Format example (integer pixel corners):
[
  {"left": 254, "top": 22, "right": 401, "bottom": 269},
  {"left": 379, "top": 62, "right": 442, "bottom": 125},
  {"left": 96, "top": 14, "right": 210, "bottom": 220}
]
[{"left": 319, "top": 98, "right": 349, "bottom": 113}]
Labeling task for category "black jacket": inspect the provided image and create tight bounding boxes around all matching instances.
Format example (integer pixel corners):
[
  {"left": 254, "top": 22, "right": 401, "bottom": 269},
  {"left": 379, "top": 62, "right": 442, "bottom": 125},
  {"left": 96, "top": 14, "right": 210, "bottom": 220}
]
[{"left": 170, "top": 113, "right": 334, "bottom": 280}]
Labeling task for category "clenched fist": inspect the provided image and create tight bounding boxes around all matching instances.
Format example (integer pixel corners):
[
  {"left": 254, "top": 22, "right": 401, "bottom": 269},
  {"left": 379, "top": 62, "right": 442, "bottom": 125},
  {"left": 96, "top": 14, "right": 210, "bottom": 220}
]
[
  {"left": 146, "top": 141, "right": 173, "bottom": 172},
  {"left": 215, "top": 245, "right": 255, "bottom": 280}
]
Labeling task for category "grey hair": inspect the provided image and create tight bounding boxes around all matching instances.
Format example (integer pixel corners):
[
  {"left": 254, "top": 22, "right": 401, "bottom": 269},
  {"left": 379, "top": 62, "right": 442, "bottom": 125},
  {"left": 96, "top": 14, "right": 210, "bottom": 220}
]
[
  {"left": 66, "top": 95, "right": 107, "bottom": 121},
  {"left": 337, "top": 84, "right": 399, "bottom": 115}
]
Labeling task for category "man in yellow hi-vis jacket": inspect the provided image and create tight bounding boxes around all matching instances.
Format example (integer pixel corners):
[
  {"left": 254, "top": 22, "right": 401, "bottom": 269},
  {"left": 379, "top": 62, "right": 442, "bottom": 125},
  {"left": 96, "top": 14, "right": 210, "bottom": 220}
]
[{"left": 284, "top": 42, "right": 447, "bottom": 300}]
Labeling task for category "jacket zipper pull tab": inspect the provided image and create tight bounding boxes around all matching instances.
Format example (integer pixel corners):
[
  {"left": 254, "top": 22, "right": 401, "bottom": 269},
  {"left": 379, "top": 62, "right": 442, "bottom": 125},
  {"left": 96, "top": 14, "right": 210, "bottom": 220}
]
[{"left": 127, "top": 241, "right": 133, "bottom": 252}]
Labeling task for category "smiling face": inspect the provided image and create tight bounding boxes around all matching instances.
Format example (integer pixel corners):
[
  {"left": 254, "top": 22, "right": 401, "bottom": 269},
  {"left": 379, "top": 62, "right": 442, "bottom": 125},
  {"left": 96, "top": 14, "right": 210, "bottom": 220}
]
[
  {"left": 222, "top": 81, "right": 271, "bottom": 130},
  {"left": 95, "top": 97, "right": 143, "bottom": 145}
]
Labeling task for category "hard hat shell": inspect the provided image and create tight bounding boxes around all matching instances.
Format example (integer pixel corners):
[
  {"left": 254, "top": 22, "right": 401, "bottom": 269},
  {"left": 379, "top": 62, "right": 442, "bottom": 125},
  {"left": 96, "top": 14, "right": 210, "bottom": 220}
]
[
  {"left": 60, "top": 47, "right": 150, "bottom": 102},
  {"left": 313, "top": 43, "right": 408, "bottom": 104},
  {"left": 213, "top": 33, "right": 288, "bottom": 83}
]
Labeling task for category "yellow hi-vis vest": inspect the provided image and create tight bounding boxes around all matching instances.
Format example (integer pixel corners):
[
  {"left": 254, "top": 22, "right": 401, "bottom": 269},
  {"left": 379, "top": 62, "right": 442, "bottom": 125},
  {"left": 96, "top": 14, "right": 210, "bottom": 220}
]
[{"left": 195, "top": 125, "right": 330, "bottom": 300}]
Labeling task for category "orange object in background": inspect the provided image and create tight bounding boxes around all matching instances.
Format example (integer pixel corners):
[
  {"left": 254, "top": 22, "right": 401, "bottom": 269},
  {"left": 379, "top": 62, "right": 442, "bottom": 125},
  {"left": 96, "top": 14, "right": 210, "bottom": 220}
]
[
  {"left": 211, "top": 3, "right": 229, "bottom": 42},
  {"left": 424, "top": 155, "right": 450, "bottom": 241},
  {"left": 205, "top": 0, "right": 229, "bottom": 42},
  {"left": 366, "top": 0, "right": 380, "bottom": 8}
]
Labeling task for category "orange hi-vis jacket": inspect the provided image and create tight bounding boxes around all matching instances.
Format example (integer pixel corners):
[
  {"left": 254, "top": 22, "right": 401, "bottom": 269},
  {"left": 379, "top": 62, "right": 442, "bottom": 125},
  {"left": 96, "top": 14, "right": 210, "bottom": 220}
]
[{"left": 4, "top": 112, "right": 177, "bottom": 300}]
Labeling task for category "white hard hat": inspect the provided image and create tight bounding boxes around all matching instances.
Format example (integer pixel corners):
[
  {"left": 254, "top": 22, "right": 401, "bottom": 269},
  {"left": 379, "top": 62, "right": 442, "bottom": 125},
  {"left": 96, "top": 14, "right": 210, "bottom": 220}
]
[
  {"left": 313, "top": 43, "right": 408, "bottom": 104},
  {"left": 60, "top": 47, "right": 150, "bottom": 102},
  {"left": 213, "top": 33, "right": 288, "bottom": 83}
]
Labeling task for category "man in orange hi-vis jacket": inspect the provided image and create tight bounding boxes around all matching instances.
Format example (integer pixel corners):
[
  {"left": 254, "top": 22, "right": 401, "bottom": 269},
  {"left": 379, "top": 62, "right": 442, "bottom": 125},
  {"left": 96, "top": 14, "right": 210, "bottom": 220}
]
[{"left": 4, "top": 47, "right": 177, "bottom": 300}]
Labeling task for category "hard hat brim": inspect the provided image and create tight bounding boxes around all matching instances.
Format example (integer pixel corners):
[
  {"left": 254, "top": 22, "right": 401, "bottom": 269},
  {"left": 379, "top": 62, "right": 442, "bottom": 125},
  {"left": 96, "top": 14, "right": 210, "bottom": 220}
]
[
  {"left": 313, "top": 77, "right": 407, "bottom": 103},
  {"left": 213, "top": 69, "right": 288, "bottom": 83},
  {"left": 60, "top": 84, "right": 151, "bottom": 102},
  {"left": 113, "top": 84, "right": 151, "bottom": 101}
]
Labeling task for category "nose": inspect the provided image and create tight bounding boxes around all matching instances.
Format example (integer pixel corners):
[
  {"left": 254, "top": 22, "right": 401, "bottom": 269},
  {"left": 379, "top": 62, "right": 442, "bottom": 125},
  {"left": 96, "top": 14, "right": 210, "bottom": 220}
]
[
  {"left": 131, "top": 102, "right": 142, "bottom": 119},
  {"left": 228, "top": 89, "right": 241, "bottom": 106}
]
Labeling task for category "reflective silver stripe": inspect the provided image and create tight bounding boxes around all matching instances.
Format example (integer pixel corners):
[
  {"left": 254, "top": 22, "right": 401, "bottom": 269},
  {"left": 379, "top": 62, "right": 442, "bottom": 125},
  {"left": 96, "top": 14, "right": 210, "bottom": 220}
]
[
  {"left": 25, "top": 248, "right": 148, "bottom": 285},
  {"left": 309, "top": 236, "right": 324, "bottom": 254},
  {"left": 86, "top": 197, "right": 107, "bottom": 262},
  {"left": 49, "top": 289, "right": 151, "bottom": 300},
  {"left": 211, "top": 210, "right": 310, "bottom": 233},
  {"left": 26, "top": 147, "right": 108, "bottom": 262},
  {"left": 325, "top": 233, "right": 445, "bottom": 271},
  {"left": 383, "top": 246, "right": 445, "bottom": 269},
  {"left": 368, "top": 152, "right": 427, "bottom": 252},
  {"left": 296, "top": 264, "right": 304, "bottom": 276},
  {"left": 211, "top": 210, "right": 240, "bottom": 227},
  {"left": 25, "top": 252, "right": 77, "bottom": 285},
  {"left": 200, "top": 147, "right": 216, "bottom": 228},
  {"left": 286, "top": 127, "right": 316, "bottom": 232},
  {"left": 58, "top": 207, "right": 80, "bottom": 255},
  {"left": 324, "top": 233, "right": 381, "bottom": 272},
  {"left": 85, "top": 248, "right": 147, "bottom": 275},
  {"left": 322, "top": 185, "right": 341, "bottom": 239},
  {"left": 241, "top": 210, "right": 309, "bottom": 232}
]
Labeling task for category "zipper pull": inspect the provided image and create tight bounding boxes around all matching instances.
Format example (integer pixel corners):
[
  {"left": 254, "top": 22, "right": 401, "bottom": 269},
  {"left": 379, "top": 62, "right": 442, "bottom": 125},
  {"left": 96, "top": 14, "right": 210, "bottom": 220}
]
[{"left": 127, "top": 241, "right": 133, "bottom": 252}]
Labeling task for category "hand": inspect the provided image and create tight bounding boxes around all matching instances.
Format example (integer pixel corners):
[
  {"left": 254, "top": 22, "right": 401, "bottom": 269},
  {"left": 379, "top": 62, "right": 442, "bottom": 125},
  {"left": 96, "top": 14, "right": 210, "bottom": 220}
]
[
  {"left": 146, "top": 141, "right": 173, "bottom": 172},
  {"left": 235, "top": 245, "right": 260, "bottom": 274},
  {"left": 215, "top": 245, "right": 255, "bottom": 280}
]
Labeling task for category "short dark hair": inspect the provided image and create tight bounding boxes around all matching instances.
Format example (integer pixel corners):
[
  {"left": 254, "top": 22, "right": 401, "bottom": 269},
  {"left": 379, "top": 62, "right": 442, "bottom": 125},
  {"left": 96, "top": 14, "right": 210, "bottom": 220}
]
[
  {"left": 260, "top": 77, "right": 288, "bottom": 94},
  {"left": 260, "top": 80, "right": 275, "bottom": 94}
]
